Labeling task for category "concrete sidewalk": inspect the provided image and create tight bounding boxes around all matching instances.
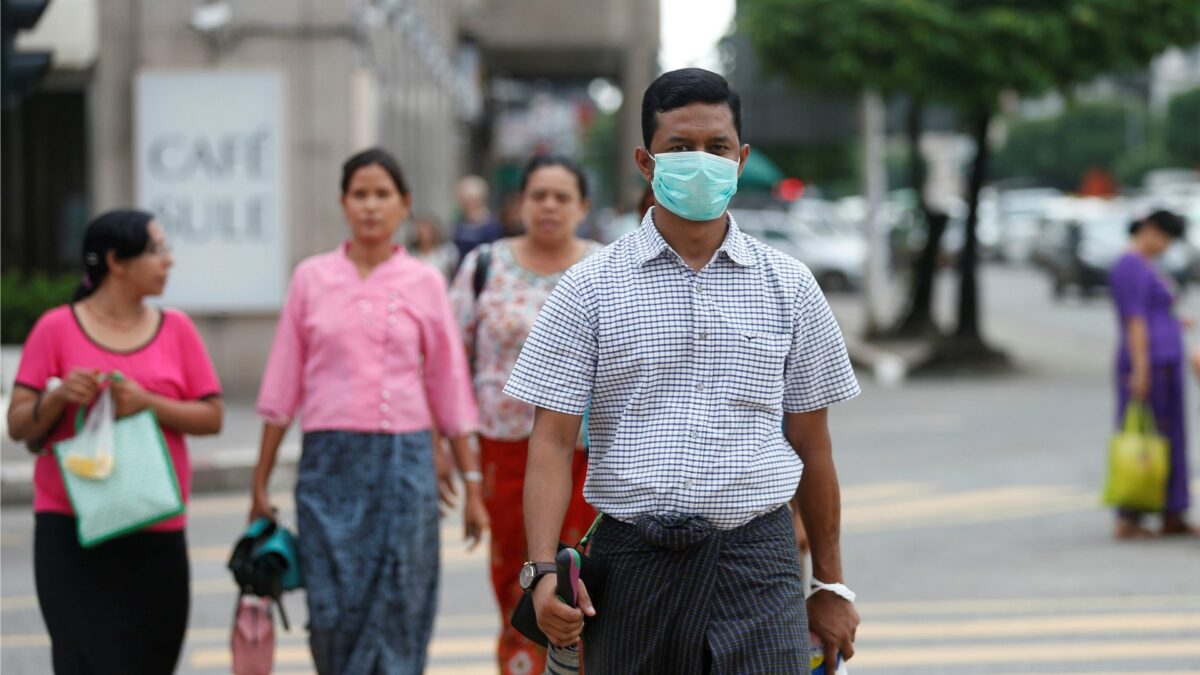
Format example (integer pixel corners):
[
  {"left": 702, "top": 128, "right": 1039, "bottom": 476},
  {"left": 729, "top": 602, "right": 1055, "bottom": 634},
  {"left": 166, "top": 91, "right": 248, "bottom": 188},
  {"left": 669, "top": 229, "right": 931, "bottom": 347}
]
[
  {"left": 827, "top": 295, "right": 933, "bottom": 387},
  {"left": 0, "top": 395, "right": 299, "bottom": 506},
  {"left": 0, "top": 296, "right": 924, "bottom": 506}
]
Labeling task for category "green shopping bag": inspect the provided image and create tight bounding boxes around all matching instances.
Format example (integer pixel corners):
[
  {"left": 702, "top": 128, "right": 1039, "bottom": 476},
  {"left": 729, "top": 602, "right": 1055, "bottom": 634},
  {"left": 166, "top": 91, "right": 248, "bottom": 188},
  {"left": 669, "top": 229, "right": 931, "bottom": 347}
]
[
  {"left": 53, "top": 384, "right": 184, "bottom": 548},
  {"left": 1103, "top": 402, "right": 1170, "bottom": 511}
]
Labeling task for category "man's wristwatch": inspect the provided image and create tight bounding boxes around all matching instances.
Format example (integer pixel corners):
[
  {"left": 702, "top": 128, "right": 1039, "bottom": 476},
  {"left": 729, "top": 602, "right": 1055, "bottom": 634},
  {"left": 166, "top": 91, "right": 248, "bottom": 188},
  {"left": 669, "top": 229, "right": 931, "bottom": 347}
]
[{"left": 519, "top": 561, "right": 556, "bottom": 592}]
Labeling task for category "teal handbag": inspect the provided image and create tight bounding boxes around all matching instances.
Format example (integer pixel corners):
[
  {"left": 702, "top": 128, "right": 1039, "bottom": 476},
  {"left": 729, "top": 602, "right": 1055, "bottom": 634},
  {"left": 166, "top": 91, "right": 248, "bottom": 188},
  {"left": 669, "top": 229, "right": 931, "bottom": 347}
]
[
  {"left": 228, "top": 517, "right": 303, "bottom": 629},
  {"left": 53, "top": 386, "right": 183, "bottom": 548}
]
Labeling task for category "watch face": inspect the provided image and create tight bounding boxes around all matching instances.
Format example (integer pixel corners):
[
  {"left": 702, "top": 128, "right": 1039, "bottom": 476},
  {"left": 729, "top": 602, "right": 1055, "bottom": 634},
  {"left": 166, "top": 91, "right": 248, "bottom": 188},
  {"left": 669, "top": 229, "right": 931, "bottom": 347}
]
[{"left": 519, "top": 563, "right": 534, "bottom": 590}]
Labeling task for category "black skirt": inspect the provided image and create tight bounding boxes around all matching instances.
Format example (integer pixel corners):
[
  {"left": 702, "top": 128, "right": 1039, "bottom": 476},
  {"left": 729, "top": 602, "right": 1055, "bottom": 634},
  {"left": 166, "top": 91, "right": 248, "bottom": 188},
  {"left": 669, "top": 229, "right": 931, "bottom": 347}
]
[
  {"left": 582, "top": 506, "right": 810, "bottom": 673},
  {"left": 34, "top": 513, "right": 190, "bottom": 675}
]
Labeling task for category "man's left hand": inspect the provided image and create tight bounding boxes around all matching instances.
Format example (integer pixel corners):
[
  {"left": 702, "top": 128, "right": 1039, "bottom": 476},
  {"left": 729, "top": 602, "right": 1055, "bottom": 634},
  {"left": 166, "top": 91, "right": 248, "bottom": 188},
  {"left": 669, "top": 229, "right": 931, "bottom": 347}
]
[{"left": 807, "top": 589, "right": 859, "bottom": 662}]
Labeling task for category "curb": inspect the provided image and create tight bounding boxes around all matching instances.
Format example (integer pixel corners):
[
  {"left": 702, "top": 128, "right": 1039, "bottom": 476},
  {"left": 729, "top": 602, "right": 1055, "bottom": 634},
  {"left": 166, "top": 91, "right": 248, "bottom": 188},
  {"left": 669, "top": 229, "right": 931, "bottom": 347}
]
[
  {"left": 0, "top": 445, "right": 300, "bottom": 507},
  {"left": 844, "top": 337, "right": 932, "bottom": 387}
]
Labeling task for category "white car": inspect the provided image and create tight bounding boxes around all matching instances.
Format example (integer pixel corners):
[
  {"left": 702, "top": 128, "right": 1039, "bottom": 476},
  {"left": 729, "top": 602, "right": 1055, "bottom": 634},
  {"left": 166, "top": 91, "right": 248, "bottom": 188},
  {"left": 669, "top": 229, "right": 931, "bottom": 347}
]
[
  {"left": 732, "top": 205, "right": 866, "bottom": 293},
  {"left": 995, "top": 188, "right": 1062, "bottom": 263}
]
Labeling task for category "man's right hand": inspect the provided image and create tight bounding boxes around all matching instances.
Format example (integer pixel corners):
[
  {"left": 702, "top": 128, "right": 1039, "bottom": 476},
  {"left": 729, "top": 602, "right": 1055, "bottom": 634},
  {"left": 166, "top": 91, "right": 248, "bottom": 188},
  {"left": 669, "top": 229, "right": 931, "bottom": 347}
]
[{"left": 532, "top": 573, "right": 595, "bottom": 647}]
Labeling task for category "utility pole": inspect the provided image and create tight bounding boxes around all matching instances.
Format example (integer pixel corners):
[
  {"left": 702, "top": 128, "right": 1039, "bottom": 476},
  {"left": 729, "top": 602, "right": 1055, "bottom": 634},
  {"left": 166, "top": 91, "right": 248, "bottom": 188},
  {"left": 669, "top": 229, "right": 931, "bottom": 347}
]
[{"left": 861, "top": 89, "right": 890, "bottom": 337}]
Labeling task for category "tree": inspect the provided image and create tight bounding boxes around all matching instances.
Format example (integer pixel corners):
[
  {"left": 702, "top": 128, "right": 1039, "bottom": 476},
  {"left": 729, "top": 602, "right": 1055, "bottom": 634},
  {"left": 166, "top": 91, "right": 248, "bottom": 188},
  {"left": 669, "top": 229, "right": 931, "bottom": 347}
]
[
  {"left": 741, "top": 0, "right": 1200, "bottom": 367},
  {"left": 992, "top": 103, "right": 1137, "bottom": 190},
  {"left": 1166, "top": 86, "right": 1200, "bottom": 167}
]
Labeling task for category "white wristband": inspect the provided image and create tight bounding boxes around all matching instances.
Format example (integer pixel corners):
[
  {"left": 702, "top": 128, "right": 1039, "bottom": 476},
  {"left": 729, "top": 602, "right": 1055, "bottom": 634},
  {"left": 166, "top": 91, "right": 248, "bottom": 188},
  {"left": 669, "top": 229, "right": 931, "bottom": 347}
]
[
  {"left": 460, "top": 470, "right": 483, "bottom": 483},
  {"left": 810, "top": 579, "right": 856, "bottom": 603}
]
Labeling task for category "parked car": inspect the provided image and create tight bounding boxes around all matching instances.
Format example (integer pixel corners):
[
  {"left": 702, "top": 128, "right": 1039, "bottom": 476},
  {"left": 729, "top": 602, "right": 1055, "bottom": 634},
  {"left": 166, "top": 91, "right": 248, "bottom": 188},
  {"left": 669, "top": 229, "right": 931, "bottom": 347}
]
[
  {"left": 1038, "top": 200, "right": 1193, "bottom": 299},
  {"left": 994, "top": 188, "right": 1062, "bottom": 264},
  {"left": 1030, "top": 197, "right": 1114, "bottom": 271},
  {"left": 937, "top": 194, "right": 1001, "bottom": 264},
  {"left": 732, "top": 203, "right": 866, "bottom": 293}
]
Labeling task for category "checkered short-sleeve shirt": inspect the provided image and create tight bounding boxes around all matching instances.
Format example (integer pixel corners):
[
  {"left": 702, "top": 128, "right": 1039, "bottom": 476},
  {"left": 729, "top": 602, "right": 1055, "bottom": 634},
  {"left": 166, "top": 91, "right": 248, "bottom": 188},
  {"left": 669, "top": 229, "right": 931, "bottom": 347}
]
[{"left": 504, "top": 208, "right": 860, "bottom": 529}]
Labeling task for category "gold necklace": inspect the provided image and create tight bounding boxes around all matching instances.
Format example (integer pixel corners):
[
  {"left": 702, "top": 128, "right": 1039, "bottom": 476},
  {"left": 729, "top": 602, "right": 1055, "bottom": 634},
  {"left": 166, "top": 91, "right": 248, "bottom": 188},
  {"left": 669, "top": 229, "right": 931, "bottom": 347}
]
[{"left": 83, "top": 301, "right": 147, "bottom": 330}]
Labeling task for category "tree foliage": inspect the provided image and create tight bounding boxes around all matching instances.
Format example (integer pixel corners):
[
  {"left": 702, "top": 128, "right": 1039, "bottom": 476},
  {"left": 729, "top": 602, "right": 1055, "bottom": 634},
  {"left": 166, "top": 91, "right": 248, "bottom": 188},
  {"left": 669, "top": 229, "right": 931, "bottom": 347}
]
[
  {"left": 992, "top": 102, "right": 1136, "bottom": 190},
  {"left": 741, "top": 0, "right": 1200, "bottom": 112},
  {"left": 1166, "top": 86, "right": 1200, "bottom": 166},
  {"left": 740, "top": 0, "right": 1200, "bottom": 351}
]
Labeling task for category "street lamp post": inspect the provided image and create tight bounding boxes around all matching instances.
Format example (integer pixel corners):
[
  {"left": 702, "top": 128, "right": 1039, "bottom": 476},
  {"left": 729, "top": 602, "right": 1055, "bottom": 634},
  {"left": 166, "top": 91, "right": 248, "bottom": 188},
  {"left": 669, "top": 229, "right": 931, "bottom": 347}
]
[{"left": 861, "top": 89, "right": 890, "bottom": 337}]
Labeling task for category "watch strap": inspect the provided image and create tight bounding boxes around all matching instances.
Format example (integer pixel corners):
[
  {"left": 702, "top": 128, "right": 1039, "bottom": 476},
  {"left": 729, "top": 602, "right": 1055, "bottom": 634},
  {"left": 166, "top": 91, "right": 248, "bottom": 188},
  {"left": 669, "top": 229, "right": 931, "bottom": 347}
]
[{"left": 529, "top": 561, "right": 556, "bottom": 577}]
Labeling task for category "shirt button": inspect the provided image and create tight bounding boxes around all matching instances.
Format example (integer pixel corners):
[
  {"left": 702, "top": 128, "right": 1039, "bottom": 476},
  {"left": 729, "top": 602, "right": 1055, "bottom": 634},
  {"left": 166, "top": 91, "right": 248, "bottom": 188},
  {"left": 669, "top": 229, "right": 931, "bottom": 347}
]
[
  {"left": 381, "top": 390, "right": 391, "bottom": 400},
  {"left": 380, "top": 420, "right": 390, "bottom": 430},
  {"left": 380, "top": 403, "right": 389, "bottom": 412},
  {"left": 699, "top": 331, "right": 708, "bottom": 340},
  {"left": 689, "top": 430, "right": 698, "bottom": 439},
  {"left": 684, "top": 479, "right": 694, "bottom": 489},
  {"left": 696, "top": 383, "right": 704, "bottom": 392}
]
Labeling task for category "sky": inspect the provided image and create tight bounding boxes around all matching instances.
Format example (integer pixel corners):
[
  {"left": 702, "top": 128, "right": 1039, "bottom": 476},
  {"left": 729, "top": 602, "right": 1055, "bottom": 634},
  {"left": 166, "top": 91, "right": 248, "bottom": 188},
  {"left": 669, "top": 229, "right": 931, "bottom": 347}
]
[{"left": 659, "top": 0, "right": 737, "bottom": 73}]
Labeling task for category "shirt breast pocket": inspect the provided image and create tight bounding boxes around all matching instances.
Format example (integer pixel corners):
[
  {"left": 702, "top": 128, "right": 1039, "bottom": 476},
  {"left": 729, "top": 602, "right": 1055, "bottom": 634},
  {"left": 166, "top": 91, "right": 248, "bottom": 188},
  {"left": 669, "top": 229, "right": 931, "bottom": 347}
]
[{"left": 726, "top": 330, "right": 790, "bottom": 411}]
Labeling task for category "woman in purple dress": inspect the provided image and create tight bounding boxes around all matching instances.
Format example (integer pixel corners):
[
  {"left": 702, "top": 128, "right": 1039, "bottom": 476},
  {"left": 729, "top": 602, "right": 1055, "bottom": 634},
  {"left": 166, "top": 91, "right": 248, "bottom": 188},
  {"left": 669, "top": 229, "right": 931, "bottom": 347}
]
[{"left": 1109, "top": 209, "right": 1195, "bottom": 538}]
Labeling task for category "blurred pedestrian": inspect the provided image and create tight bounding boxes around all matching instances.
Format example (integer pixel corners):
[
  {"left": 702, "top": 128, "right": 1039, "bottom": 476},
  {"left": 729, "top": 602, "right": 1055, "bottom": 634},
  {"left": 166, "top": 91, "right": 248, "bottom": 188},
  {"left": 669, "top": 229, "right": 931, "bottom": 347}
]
[
  {"left": 454, "top": 174, "right": 505, "bottom": 261},
  {"left": 249, "top": 148, "right": 489, "bottom": 674},
  {"left": 6, "top": 209, "right": 223, "bottom": 673},
  {"left": 499, "top": 191, "right": 526, "bottom": 237},
  {"left": 450, "top": 155, "right": 600, "bottom": 675},
  {"left": 509, "top": 68, "right": 861, "bottom": 672},
  {"left": 1109, "top": 209, "right": 1195, "bottom": 538},
  {"left": 409, "top": 213, "right": 459, "bottom": 280},
  {"left": 605, "top": 184, "right": 655, "bottom": 242}
]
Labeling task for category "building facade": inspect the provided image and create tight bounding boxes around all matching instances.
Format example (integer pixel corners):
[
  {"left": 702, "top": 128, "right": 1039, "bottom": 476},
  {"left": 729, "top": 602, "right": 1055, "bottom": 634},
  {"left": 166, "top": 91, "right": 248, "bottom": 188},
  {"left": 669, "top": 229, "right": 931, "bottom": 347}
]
[{"left": 3, "top": 0, "right": 659, "bottom": 396}]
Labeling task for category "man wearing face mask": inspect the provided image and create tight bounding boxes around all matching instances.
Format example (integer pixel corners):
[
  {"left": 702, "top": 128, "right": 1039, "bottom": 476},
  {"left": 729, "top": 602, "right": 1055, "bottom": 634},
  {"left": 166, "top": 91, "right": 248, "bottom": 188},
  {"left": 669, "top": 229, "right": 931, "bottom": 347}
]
[{"left": 505, "top": 68, "right": 861, "bottom": 672}]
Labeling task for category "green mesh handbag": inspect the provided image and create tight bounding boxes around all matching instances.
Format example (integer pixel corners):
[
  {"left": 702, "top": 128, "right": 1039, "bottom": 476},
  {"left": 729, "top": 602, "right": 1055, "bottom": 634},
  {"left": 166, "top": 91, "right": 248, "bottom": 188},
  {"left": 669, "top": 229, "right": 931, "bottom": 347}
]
[{"left": 53, "top": 386, "right": 184, "bottom": 547}]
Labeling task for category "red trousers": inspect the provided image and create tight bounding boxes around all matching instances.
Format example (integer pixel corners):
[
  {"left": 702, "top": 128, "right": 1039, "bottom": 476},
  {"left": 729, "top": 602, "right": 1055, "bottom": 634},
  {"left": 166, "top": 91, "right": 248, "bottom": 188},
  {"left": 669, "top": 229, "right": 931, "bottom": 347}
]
[{"left": 480, "top": 436, "right": 595, "bottom": 675}]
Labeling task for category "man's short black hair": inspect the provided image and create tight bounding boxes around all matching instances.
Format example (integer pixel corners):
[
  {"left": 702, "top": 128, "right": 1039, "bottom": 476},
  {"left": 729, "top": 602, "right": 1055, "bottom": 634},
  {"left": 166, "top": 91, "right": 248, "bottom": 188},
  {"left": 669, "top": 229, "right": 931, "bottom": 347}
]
[
  {"left": 1131, "top": 209, "right": 1187, "bottom": 239},
  {"left": 641, "top": 68, "right": 742, "bottom": 149}
]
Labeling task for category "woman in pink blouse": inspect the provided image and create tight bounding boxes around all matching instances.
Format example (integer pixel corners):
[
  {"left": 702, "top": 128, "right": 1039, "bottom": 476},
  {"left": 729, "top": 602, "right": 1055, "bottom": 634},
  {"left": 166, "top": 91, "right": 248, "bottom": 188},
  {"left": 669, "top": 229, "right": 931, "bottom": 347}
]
[
  {"left": 451, "top": 155, "right": 600, "bottom": 675},
  {"left": 249, "top": 148, "right": 487, "bottom": 675},
  {"left": 6, "top": 209, "right": 223, "bottom": 674}
]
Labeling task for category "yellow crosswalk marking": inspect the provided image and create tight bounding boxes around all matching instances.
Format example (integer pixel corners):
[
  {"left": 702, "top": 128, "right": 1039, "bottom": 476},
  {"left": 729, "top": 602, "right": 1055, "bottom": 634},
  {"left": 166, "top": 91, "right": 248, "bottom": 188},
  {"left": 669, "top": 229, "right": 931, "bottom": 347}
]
[
  {"left": 861, "top": 612, "right": 1200, "bottom": 639},
  {"left": 860, "top": 595, "right": 1200, "bottom": 616},
  {"left": 988, "top": 667, "right": 1200, "bottom": 672},
  {"left": 189, "top": 637, "right": 495, "bottom": 669},
  {"left": 843, "top": 484, "right": 1092, "bottom": 531},
  {"left": 852, "top": 638, "right": 1200, "bottom": 668},
  {"left": 186, "top": 533, "right": 487, "bottom": 567},
  {"left": 426, "top": 666, "right": 497, "bottom": 675},
  {"left": 428, "top": 637, "right": 496, "bottom": 658},
  {"left": 186, "top": 492, "right": 296, "bottom": 517},
  {"left": 840, "top": 481, "right": 933, "bottom": 502},
  {"left": 191, "top": 645, "right": 311, "bottom": 668}
]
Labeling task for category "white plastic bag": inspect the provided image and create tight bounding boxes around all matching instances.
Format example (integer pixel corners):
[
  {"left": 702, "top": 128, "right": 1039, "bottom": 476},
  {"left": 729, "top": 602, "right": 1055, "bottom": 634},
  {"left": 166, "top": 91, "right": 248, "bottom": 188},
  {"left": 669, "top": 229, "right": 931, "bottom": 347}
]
[{"left": 62, "top": 385, "right": 115, "bottom": 480}]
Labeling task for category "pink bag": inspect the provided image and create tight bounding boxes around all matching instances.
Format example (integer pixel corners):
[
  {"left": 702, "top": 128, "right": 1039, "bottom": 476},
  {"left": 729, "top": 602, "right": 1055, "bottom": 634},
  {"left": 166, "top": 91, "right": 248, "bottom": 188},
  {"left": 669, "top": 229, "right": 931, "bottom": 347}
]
[{"left": 231, "top": 596, "right": 275, "bottom": 675}]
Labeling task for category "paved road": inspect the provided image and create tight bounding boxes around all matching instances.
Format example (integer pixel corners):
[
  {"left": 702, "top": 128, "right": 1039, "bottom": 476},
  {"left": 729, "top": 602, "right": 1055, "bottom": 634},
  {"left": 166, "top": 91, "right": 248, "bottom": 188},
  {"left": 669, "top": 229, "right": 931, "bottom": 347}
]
[{"left": 3, "top": 265, "right": 1199, "bottom": 673}]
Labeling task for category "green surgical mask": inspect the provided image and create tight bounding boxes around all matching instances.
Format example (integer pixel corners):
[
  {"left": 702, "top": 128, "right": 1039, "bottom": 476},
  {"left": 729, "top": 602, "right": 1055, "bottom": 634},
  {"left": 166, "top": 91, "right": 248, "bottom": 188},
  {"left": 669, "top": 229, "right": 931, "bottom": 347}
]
[{"left": 649, "top": 151, "right": 739, "bottom": 222}]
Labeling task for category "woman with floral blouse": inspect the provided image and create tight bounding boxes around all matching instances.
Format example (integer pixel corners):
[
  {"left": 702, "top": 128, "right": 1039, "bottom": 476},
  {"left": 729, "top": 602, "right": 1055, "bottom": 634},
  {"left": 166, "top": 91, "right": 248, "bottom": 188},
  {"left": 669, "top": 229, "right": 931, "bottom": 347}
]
[{"left": 451, "top": 155, "right": 600, "bottom": 675}]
